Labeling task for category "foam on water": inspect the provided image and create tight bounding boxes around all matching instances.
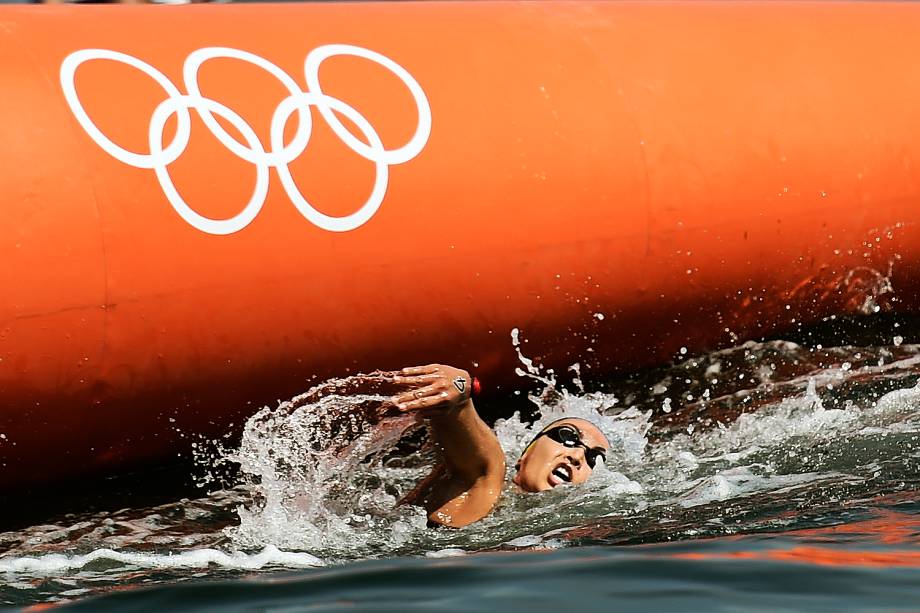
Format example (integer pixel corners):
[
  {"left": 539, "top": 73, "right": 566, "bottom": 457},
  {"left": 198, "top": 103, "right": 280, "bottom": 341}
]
[
  {"left": 213, "top": 334, "right": 920, "bottom": 558},
  {"left": 4, "top": 335, "right": 920, "bottom": 606},
  {"left": 0, "top": 545, "right": 321, "bottom": 574},
  {"left": 214, "top": 329, "right": 664, "bottom": 557}
]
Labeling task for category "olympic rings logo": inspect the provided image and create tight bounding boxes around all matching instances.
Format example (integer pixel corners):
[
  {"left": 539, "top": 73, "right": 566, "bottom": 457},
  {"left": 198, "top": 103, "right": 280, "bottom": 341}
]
[{"left": 59, "top": 45, "right": 432, "bottom": 235}]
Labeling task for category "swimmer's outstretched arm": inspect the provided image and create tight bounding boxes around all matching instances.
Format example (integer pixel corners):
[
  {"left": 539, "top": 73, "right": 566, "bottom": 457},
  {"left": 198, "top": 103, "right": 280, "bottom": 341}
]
[{"left": 393, "top": 364, "right": 505, "bottom": 527}]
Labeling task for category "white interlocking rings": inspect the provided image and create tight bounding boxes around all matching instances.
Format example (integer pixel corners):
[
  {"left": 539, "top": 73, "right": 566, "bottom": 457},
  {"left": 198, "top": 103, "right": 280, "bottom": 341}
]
[{"left": 59, "top": 45, "right": 432, "bottom": 235}]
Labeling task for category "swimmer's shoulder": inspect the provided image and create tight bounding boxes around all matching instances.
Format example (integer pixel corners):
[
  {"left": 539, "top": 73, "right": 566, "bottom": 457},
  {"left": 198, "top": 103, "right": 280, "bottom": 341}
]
[{"left": 425, "top": 463, "right": 505, "bottom": 528}]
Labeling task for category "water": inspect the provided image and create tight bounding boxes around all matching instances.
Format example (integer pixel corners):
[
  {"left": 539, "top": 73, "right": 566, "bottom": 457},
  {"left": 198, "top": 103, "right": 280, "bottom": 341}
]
[{"left": 4, "top": 333, "right": 920, "bottom": 610}]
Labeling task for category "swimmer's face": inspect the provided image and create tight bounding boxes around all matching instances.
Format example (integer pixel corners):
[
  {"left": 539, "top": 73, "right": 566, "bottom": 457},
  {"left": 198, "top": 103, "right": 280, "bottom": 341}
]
[{"left": 512, "top": 418, "right": 609, "bottom": 493}]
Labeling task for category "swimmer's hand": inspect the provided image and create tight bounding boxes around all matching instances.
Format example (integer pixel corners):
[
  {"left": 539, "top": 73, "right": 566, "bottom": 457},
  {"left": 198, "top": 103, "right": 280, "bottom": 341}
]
[
  {"left": 393, "top": 364, "right": 503, "bottom": 528},
  {"left": 392, "top": 364, "right": 472, "bottom": 413}
]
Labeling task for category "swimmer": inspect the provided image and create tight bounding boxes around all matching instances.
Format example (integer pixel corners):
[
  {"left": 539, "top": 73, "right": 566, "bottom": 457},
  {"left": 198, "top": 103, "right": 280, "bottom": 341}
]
[{"left": 392, "top": 364, "right": 610, "bottom": 527}]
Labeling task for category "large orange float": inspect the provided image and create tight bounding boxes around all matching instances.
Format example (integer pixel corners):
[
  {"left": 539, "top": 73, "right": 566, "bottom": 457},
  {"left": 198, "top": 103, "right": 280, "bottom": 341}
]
[{"left": 2, "top": 1, "right": 920, "bottom": 490}]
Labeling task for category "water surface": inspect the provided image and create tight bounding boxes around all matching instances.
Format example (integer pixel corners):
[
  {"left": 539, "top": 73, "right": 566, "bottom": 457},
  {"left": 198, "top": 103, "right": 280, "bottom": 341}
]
[{"left": 4, "top": 332, "right": 920, "bottom": 611}]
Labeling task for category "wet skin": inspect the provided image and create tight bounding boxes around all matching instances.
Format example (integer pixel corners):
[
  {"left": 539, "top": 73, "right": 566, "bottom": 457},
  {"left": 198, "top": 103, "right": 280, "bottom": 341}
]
[
  {"left": 392, "top": 364, "right": 609, "bottom": 527},
  {"left": 512, "top": 419, "right": 610, "bottom": 493}
]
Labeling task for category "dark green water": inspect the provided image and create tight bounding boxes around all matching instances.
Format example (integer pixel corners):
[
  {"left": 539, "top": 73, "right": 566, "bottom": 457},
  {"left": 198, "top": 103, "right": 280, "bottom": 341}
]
[
  {"left": 43, "top": 499, "right": 920, "bottom": 612},
  {"left": 4, "top": 335, "right": 920, "bottom": 611}
]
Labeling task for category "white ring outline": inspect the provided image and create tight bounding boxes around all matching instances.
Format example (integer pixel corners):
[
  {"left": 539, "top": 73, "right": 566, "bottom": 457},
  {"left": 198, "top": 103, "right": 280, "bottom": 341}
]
[
  {"left": 183, "top": 47, "right": 312, "bottom": 168},
  {"left": 150, "top": 95, "right": 270, "bottom": 236},
  {"left": 305, "top": 44, "right": 432, "bottom": 166},
  {"left": 59, "top": 45, "right": 431, "bottom": 235},
  {"left": 60, "top": 49, "right": 192, "bottom": 170},
  {"left": 272, "top": 91, "right": 388, "bottom": 232}
]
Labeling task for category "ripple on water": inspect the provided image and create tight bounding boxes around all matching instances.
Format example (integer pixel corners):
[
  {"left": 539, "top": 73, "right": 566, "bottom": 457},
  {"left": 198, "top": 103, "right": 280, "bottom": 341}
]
[{"left": 4, "top": 338, "right": 920, "bottom": 608}]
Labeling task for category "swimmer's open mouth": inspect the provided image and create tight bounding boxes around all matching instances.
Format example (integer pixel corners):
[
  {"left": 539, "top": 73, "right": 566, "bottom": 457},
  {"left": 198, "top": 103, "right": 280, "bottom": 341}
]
[{"left": 549, "top": 464, "right": 573, "bottom": 487}]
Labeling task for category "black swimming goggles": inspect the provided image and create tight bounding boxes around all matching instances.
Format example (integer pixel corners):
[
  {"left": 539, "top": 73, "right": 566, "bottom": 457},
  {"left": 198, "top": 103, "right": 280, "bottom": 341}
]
[{"left": 529, "top": 424, "right": 607, "bottom": 469}]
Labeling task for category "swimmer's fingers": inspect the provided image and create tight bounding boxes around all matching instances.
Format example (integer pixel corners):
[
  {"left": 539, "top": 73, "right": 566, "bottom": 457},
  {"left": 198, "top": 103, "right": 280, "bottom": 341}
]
[
  {"left": 394, "top": 390, "right": 451, "bottom": 412},
  {"left": 391, "top": 365, "right": 470, "bottom": 411},
  {"left": 392, "top": 374, "right": 440, "bottom": 386},
  {"left": 392, "top": 382, "right": 445, "bottom": 405},
  {"left": 400, "top": 364, "right": 441, "bottom": 376}
]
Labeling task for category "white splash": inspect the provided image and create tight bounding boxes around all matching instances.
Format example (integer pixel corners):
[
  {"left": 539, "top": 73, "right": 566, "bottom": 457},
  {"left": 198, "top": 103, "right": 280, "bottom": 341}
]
[
  {"left": 0, "top": 545, "right": 321, "bottom": 574},
  {"left": 6, "top": 336, "right": 920, "bottom": 592}
]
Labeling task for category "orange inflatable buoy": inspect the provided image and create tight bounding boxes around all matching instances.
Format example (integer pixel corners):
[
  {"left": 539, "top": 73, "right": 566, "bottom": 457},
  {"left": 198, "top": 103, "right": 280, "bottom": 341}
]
[{"left": 2, "top": 1, "right": 920, "bottom": 489}]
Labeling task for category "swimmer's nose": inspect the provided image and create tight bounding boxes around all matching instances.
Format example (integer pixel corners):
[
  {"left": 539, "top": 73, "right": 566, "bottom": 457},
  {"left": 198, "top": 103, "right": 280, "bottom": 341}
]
[{"left": 566, "top": 451, "right": 583, "bottom": 468}]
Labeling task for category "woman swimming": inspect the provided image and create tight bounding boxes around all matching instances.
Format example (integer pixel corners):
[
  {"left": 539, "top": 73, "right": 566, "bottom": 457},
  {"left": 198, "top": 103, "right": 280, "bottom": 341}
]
[{"left": 391, "top": 364, "right": 610, "bottom": 527}]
